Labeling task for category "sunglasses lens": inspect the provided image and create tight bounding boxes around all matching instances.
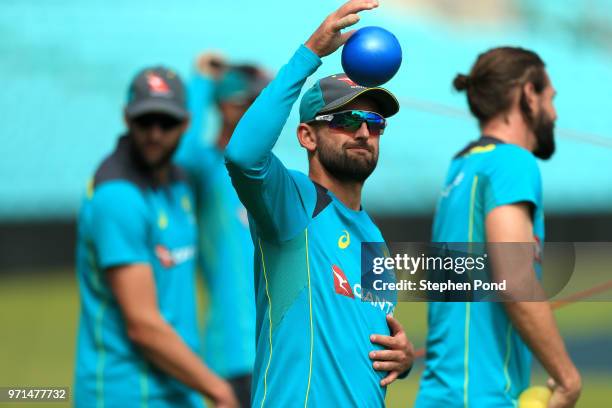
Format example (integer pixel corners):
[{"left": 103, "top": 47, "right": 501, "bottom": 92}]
[
  {"left": 329, "top": 113, "right": 362, "bottom": 132},
  {"left": 328, "top": 111, "right": 386, "bottom": 135},
  {"left": 134, "top": 114, "right": 181, "bottom": 130}
]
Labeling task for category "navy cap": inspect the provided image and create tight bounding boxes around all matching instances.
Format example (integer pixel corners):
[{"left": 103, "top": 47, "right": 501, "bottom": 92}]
[
  {"left": 125, "top": 66, "right": 188, "bottom": 120},
  {"left": 299, "top": 73, "right": 399, "bottom": 123}
]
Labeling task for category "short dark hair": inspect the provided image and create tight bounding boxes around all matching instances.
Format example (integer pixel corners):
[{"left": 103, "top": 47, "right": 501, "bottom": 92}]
[{"left": 454, "top": 47, "right": 547, "bottom": 126}]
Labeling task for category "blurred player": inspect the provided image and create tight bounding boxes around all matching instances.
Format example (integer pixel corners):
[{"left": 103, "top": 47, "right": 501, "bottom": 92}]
[
  {"left": 175, "top": 55, "right": 270, "bottom": 407},
  {"left": 224, "top": 1, "right": 414, "bottom": 406},
  {"left": 415, "top": 47, "right": 581, "bottom": 407},
  {"left": 74, "top": 66, "right": 237, "bottom": 408}
]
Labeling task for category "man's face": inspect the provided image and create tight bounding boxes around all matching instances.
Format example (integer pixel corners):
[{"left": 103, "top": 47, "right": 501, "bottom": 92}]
[
  {"left": 313, "top": 98, "right": 382, "bottom": 183},
  {"left": 531, "top": 73, "right": 557, "bottom": 160},
  {"left": 126, "top": 112, "right": 187, "bottom": 169}
]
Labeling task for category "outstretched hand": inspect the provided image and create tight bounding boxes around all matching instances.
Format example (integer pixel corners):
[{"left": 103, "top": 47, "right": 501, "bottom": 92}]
[{"left": 305, "top": 0, "right": 379, "bottom": 58}]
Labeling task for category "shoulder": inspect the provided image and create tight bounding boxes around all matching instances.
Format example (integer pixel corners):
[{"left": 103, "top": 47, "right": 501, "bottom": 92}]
[
  {"left": 485, "top": 144, "right": 541, "bottom": 183},
  {"left": 91, "top": 180, "right": 147, "bottom": 214},
  {"left": 490, "top": 144, "right": 538, "bottom": 167}
]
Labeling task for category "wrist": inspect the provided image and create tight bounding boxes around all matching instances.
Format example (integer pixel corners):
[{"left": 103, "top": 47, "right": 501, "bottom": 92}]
[{"left": 558, "top": 369, "right": 582, "bottom": 395}]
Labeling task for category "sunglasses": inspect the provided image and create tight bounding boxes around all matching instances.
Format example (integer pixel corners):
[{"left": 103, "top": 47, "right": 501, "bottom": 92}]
[
  {"left": 310, "top": 110, "right": 387, "bottom": 135},
  {"left": 132, "top": 114, "right": 183, "bottom": 131}
]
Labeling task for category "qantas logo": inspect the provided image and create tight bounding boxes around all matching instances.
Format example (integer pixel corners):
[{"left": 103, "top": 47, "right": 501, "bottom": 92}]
[
  {"left": 155, "top": 244, "right": 195, "bottom": 268},
  {"left": 336, "top": 76, "right": 360, "bottom": 87},
  {"left": 332, "top": 264, "right": 395, "bottom": 313},
  {"left": 332, "top": 265, "right": 354, "bottom": 298},
  {"left": 146, "top": 73, "right": 171, "bottom": 95}
]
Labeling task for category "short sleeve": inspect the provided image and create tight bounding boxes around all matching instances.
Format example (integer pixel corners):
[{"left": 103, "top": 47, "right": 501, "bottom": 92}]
[
  {"left": 483, "top": 145, "right": 542, "bottom": 215},
  {"left": 90, "top": 181, "right": 150, "bottom": 269}
]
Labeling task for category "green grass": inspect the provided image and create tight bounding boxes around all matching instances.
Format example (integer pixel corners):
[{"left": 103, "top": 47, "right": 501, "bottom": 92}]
[{"left": 0, "top": 271, "right": 610, "bottom": 407}]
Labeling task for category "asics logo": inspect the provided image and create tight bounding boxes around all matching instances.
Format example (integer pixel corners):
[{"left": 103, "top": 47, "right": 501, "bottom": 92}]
[{"left": 338, "top": 230, "right": 350, "bottom": 249}]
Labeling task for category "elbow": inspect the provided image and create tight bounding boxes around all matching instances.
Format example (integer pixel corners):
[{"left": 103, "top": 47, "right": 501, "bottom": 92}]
[
  {"left": 125, "top": 317, "right": 160, "bottom": 348},
  {"left": 224, "top": 142, "right": 249, "bottom": 169},
  {"left": 224, "top": 142, "right": 266, "bottom": 173}
]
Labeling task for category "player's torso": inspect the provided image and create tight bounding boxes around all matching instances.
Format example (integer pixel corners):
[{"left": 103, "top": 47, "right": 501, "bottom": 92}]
[
  {"left": 76, "top": 179, "right": 200, "bottom": 403},
  {"left": 419, "top": 143, "right": 543, "bottom": 407},
  {"left": 252, "top": 196, "right": 392, "bottom": 407},
  {"left": 193, "top": 152, "right": 256, "bottom": 377},
  {"left": 145, "top": 183, "right": 199, "bottom": 340}
]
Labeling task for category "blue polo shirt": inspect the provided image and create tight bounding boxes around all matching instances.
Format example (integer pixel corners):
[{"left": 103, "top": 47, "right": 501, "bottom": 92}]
[
  {"left": 74, "top": 135, "right": 203, "bottom": 408},
  {"left": 225, "top": 45, "right": 396, "bottom": 408},
  {"left": 415, "top": 137, "right": 544, "bottom": 408},
  {"left": 175, "top": 74, "right": 255, "bottom": 378}
]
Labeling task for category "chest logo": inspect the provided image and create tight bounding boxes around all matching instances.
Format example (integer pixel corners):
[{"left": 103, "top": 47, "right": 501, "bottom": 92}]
[
  {"left": 332, "top": 265, "right": 354, "bottom": 298},
  {"left": 181, "top": 196, "right": 192, "bottom": 213},
  {"left": 338, "top": 230, "right": 350, "bottom": 249},
  {"left": 158, "top": 212, "right": 168, "bottom": 230}
]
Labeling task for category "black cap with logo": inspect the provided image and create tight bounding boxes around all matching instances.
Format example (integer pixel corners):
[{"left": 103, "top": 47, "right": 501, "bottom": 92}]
[
  {"left": 299, "top": 73, "right": 400, "bottom": 122},
  {"left": 125, "top": 66, "right": 188, "bottom": 120}
]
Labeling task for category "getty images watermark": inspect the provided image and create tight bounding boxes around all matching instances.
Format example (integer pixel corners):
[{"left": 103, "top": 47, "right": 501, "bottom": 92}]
[{"left": 360, "top": 242, "right": 612, "bottom": 303}]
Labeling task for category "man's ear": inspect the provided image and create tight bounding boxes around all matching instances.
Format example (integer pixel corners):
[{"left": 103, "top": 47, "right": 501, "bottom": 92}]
[
  {"left": 521, "top": 82, "right": 538, "bottom": 117},
  {"left": 297, "top": 123, "right": 318, "bottom": 153}
]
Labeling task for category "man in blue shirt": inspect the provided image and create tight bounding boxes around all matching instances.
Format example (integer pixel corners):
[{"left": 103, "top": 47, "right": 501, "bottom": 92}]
[
  {"left": 176, "top": 56, "right": 270, "bottom": 407},
  {"left": 224, "top": 1, "right": 414, "bottom": 406},
  {"left": 74, "top": 66, "right": 237, "bottom": 408},
  {"left": 415, "top": 47, "right": 581, "bottom": 407}
]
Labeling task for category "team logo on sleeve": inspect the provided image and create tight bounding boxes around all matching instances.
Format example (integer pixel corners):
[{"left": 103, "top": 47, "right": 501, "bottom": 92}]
[
  {"left": 332, "top": 265, "right": 354, "bottom": 298},
  {"left": 534, "top": 235, "right": 542, "bottom": 263}
]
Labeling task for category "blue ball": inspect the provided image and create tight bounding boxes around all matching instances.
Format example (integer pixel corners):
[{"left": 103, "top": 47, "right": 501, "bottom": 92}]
[{"left": 341, "top": 26, "right": 402, "bottom": 87}]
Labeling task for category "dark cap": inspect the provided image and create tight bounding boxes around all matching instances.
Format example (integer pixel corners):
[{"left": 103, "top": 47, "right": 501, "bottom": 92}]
[
  {"left": 125, "top": 66, "right": 188, "bottom": 120},
  {"left": 299, "top": 73, "right": 399, "bottom": 123}
]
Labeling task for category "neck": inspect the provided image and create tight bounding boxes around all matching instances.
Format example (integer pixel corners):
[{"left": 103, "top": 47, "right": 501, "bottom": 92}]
[
  {"left": 216, "top": 122, "right": 236, "bottom": 150},
  {"left": 481, "top": 110, "right": 534, "bottom": 151},
  {"left": 152, "top": 166, "right": 171, "bottom": 184},
  {"left": 309, "top": 161, "right": 363, "bottom": 211}
]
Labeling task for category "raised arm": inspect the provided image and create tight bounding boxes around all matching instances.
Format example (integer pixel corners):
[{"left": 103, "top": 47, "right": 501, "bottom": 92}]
[
  {"left": 225, "top": 0, "right": 379, "bottom": 241},
  {"left": 174, "top": 53, "right": 224, "bottom": 175}
]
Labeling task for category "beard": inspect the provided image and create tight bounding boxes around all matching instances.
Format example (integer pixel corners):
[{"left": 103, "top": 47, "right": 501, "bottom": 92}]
[
  {"left": 317, "top": 138, "right": 379, "bottom": 183},
  {"left": 129, "top": 137, "right": 179, "bottom": 171},
  {"left": 532, "top": 110, "right": 556, "bottom": 160}
]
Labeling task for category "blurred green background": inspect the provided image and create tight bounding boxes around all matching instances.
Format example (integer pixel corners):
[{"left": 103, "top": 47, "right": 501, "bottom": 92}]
[{"left": 1, "top": 271, "right": 610, "bottom": 407}]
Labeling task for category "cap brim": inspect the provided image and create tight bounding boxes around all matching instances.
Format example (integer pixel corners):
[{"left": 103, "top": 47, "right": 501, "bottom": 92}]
[
  {"left": 125, "top": 99, "right": 189, "bottom": 120},
  {"left": 319, "top": 87, "right": 400, "bottom": 118}
]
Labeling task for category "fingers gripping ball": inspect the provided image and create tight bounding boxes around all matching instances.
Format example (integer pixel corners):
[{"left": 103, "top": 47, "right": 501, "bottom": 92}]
[
  {"left": 518, "top": 386, "right": 552, "bottom": 408},
  {"left": 341, "top": 26, "right": 402, "bottom": 87}
]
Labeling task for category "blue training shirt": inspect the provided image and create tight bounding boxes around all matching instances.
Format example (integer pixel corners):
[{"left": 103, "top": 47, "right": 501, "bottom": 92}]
[
  {"left": 225, "top": 45, "right": 396, "bottom": 408},
  {"left": 175, "top": 74, "right": 255, "bottom": 378},
  {"left": 74, "top": 136, "right": 203, "bottom": 408},
  {"left": 415, "top": 136, "right": 544, "bottom": 408}
]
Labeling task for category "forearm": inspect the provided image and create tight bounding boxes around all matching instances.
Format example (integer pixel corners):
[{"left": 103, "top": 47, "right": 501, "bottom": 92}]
[
  {"left": 129, "top": 318, "right": 228, "bottom": 399},
  {"left": 504, "top": 301, "right": 580, "bottom": 389},
  {"left": 225, "top": 44, "right": 321, "bottom": 172}
]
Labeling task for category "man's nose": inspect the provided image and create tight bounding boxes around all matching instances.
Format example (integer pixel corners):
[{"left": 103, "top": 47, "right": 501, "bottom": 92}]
[
  {"left": 149, "top": 124, "right": 164, "bottom": 141},
  {"left": 354, "top": 122, "right": 370, "bottom": 140}
]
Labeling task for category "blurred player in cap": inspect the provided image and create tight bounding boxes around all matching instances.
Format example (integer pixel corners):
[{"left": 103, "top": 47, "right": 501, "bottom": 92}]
[
  {"left": 74, "top": 66, "right": 237, "bottom": 408},
  {"left": 175, "top": 55, "right": 270, "bottom": 407},
  {"left": 224, "top": 1, "right": 414, "bottom": 406},
  {"left": 415, "top": 47, "right": 581, "bottom": 407}
]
